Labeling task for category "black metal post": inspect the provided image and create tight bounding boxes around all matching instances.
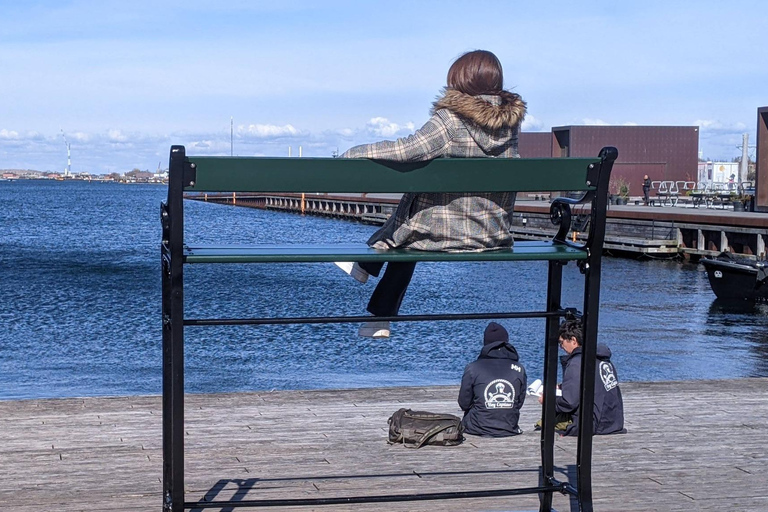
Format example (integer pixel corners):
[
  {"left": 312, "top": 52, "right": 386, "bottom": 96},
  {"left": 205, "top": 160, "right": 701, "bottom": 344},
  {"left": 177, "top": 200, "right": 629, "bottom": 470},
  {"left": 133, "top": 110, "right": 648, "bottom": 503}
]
[
  {"left": 161, "top": 210, "right": 172, "bottom": 510},
  {"left": 576, "top": 147, "right": 617, "bottom": 512},
  {"left": 163, "top": 146, "right": 188, "bottom": 512},
  {"left": 539, "top": 260, "right": 564, "bottom": 512}
]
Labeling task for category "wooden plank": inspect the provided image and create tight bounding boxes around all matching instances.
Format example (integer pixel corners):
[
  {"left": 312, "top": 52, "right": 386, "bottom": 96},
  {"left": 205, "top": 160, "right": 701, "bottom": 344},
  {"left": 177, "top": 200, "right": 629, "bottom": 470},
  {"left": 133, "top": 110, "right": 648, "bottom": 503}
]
[
  {"left": 0, "top": 379, "right": 767, "bottom": 511},
  {"left": 182, "top": 241, "right": 588, "bottom": 264}
]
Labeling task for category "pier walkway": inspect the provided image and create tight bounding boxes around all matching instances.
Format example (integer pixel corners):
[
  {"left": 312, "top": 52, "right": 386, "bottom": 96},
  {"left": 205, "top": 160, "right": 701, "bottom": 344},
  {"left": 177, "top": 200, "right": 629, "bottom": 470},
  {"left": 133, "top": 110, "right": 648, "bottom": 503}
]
[
  {"left": 2, "top": 379, "right": 766, "bottom": 511},
  {"left": 189, "top": 193, "right": 768, "bottom": 259}
]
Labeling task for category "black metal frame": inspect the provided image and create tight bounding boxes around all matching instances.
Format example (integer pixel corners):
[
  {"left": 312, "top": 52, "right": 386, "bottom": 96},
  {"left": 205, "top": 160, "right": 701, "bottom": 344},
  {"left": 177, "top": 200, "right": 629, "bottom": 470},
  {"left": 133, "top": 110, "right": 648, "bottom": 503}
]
[{"left": 161, "top": 146, "right": 617, "bottom": 512}]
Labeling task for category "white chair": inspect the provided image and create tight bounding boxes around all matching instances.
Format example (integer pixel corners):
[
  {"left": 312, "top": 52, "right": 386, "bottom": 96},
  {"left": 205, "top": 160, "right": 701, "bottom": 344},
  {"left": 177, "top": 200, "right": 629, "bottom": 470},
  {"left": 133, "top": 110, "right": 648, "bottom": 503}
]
[
  {"left": 654, "top": 181, "right": 670, "bottom": 206},
  {"left": 667, "top": 181, "right": 679, "bottom": 206}
]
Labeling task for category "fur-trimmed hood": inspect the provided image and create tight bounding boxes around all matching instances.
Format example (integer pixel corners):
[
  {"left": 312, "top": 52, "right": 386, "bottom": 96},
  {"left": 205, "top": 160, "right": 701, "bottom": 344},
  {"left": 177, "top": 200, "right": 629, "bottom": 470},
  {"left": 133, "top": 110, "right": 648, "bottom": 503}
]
[{"left": 430, "top": 88, "right": 526, "bottom": 131}]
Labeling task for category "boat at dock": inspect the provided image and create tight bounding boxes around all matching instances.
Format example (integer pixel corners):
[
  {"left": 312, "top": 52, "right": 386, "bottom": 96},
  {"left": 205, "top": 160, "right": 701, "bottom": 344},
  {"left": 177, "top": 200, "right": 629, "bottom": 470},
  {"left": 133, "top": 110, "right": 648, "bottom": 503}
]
[{"left": 701, "top": 252, "right": 768, "bottom": 302}]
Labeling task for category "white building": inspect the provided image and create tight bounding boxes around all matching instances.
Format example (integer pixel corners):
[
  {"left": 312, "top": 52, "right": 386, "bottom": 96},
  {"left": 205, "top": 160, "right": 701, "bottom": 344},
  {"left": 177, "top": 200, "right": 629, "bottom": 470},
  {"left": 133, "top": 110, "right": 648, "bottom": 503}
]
[{"left": 697, "top": 161, "right": 739, "bottom": 185}]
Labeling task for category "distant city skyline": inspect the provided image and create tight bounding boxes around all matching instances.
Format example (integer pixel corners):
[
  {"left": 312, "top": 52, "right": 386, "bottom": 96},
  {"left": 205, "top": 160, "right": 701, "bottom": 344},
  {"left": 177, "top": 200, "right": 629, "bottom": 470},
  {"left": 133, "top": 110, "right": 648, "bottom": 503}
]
[{"left": 1, "top": 0, "right": 766, "bottom": 173}]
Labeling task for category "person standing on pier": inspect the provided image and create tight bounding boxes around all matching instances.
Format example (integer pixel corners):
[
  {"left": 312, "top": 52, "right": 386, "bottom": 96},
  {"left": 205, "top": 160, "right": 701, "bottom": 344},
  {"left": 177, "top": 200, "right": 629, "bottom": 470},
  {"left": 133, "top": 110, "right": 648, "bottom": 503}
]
[
  {"left": 642, "top": 175, "right": 652, "bottom": 206},
  {"left": 336, "top": 50, "right": 526, "bottom": 338},
  {"left": 538, "top": 319, "right": 625, "bottom": 436},
  {"left": 458, "top": 322, "right": 527, "bottom": 437}
]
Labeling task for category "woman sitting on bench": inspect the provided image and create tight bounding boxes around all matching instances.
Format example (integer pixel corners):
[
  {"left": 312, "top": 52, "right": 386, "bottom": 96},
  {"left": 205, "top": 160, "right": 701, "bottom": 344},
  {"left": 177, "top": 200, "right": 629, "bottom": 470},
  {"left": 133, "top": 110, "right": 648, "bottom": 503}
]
[{"left": 336, "top": 49, "right": 526, "bottom": 338}]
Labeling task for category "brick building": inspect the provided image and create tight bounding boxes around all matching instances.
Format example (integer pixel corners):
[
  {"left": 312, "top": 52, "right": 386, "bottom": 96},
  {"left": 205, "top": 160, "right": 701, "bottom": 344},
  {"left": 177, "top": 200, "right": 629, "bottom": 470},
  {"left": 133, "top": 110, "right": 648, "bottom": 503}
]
[
  {"left": 520, "top": 126, "right": 699, "bottom": 199},
  {"left": 756, "top": 107, "right": 768, "bottom": 212}
]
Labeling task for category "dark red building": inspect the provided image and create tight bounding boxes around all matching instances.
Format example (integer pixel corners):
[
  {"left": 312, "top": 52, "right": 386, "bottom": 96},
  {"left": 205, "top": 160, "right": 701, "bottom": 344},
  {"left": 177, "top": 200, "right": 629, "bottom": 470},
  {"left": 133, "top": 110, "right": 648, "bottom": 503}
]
[
  {"left": 520, "top": 126, "right": 700, "bottom": 198},
  {"left": 756, "top": 107, "right": 768, "bottom": 212},
  {"left": 518, "top": 132, "right": 551, "bottom": 159}
]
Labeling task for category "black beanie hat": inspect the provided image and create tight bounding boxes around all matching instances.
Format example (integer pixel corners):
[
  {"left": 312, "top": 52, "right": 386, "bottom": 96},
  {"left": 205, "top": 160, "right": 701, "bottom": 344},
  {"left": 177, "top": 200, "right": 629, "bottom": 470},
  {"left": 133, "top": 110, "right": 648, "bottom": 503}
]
[{"left": 484, "top": 322, "right": 508, "bottom": 345}]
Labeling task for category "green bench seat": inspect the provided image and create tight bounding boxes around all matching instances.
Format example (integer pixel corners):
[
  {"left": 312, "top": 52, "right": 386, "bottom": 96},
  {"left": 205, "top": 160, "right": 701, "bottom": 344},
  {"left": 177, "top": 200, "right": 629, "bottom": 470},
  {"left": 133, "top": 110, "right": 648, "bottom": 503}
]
[{"left": 183, "top": 241, "right": 588, "bottom": 264}]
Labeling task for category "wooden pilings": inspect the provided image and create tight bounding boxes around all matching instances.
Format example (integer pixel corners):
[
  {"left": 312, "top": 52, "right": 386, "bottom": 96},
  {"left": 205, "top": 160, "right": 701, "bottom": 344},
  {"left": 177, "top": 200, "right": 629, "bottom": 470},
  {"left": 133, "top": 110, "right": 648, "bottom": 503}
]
[{"left": 189, "top": 192, "right": 396, "bottom": 225}]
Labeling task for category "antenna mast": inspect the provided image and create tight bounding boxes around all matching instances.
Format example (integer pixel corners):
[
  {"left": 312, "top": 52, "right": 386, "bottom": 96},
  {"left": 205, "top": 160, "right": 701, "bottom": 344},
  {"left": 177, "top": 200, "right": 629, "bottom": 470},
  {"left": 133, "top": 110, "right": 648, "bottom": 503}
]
[
  {"left": 739, "top": 133, "right": 749, "bottom": 185},
  {"left": 230, "top": 116, "right": 234, "bottom": 157},
  {"left": 60, "top": 128, "right": 71, "bottom": 177},
  {"left": 737, "top": 133, "right": 756, "bottom": 185}
]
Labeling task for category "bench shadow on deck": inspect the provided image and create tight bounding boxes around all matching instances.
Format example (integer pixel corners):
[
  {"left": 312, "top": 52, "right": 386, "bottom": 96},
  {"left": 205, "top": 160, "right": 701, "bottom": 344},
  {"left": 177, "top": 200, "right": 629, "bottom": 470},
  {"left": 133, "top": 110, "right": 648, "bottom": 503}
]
[{"left": 1, "top": 379, "right": 767, "bottom": 512}]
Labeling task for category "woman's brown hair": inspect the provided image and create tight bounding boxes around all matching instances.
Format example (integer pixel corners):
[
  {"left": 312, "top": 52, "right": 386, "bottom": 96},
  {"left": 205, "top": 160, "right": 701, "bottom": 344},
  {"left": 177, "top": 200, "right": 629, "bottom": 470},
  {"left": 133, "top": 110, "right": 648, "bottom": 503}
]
[{"left": 446, "top": 50, "right": 504, "bottom": 96}]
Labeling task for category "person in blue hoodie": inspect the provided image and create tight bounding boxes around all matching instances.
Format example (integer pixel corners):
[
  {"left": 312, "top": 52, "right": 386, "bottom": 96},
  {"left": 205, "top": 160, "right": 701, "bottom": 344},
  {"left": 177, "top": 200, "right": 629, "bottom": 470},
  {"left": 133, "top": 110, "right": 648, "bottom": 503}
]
[
  {"left": 458, "top": 322, "right": 527, "bottom": 437},
  {"left": 539, "top": 319, "right": 625, "bottom": 436}
]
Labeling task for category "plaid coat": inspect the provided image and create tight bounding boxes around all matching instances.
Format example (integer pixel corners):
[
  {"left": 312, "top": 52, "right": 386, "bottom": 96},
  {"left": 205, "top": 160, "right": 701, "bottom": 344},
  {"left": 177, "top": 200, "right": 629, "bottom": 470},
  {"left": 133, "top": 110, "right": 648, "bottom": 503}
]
[{"left": 342, "top": 88, "right": 526, "bottom": 251}]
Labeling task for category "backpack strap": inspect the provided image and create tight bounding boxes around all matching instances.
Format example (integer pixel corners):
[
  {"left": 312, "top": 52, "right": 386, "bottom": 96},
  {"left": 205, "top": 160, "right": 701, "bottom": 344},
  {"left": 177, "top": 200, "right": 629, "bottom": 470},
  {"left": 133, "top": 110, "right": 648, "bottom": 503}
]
[{"left": 408, "top": 423, "right": 456, "bottom": 449}]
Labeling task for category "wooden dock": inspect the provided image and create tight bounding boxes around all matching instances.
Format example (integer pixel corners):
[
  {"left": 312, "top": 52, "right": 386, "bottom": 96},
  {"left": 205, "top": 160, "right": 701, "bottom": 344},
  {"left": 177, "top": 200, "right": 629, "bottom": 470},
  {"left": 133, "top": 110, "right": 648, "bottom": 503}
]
[
  {"left": 186, "top": 193, "right": 768, "bottom": 260},
  {"left": 3, "top": 379, "right": 765, "bottom": 511}
]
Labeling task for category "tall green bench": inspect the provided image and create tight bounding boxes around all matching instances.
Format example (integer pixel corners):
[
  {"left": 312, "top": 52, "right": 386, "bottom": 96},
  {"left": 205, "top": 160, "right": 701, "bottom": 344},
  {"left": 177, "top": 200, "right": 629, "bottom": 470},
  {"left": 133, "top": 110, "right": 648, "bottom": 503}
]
[{"left": 161, "top": 145, "right": 618, "bottom": 511}]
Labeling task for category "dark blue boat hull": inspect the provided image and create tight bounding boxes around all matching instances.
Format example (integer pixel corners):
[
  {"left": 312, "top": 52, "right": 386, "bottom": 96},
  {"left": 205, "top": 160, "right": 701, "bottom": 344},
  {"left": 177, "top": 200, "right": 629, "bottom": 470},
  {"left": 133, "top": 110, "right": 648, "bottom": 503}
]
[{"left": 701, "top": 255, "right": 768, "bottom": 302}]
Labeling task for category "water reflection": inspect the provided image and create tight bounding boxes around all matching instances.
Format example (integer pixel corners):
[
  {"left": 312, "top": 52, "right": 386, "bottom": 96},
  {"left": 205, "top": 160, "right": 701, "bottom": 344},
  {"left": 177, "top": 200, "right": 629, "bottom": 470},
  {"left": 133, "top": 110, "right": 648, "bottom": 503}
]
[
  {"left": 706, "top": 299, "right": 768, "bottom": 378},
  {"left": 708, "top": 298, "right": 768, "bottom": 316}
]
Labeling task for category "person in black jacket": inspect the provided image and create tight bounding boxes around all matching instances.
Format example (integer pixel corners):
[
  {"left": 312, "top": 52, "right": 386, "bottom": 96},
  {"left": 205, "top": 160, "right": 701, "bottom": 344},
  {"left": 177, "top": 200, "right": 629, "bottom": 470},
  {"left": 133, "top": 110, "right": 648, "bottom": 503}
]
[
  {"left": 458, "top": 322, "right": 527, "bottom": 437},
  {"left": 642, "top": 175, "right": 652, "bottom": 206},
  {"left": 539, "top": 319, "right": 624, "bottom": 436}
]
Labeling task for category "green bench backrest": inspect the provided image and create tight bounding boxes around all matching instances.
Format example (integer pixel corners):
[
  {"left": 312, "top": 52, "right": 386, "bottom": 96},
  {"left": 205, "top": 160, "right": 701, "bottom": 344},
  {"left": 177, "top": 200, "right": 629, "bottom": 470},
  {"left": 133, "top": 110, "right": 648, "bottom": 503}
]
[{"left": 185, "top": 156, "right": 599, "bottom": 194}]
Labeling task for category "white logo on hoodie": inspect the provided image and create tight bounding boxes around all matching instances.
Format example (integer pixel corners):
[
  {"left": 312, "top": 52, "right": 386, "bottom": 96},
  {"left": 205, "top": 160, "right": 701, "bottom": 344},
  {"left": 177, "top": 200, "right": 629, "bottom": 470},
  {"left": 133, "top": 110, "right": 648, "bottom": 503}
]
[
  {"left": 600, "top": 361, "right": 618, "bottom": 391},
  {"left": 484, "top": 379, "right": 515, "bottom": 408}
]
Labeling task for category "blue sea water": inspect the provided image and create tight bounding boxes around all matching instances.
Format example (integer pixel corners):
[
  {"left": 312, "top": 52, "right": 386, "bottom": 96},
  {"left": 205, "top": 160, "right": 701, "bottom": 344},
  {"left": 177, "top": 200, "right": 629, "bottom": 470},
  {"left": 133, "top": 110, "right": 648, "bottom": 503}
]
[{"left": 1, "top": 180, "right": 767, "bottom": 400}]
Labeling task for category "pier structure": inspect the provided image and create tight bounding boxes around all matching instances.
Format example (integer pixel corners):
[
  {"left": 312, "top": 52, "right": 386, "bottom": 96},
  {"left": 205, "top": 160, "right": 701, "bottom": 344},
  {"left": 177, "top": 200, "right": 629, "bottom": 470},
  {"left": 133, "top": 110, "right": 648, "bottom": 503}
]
[
  {"left": 188, "top": 192, "right": 768, "bottom": 260},
  {"left": 193, "top": 191, "right": 399, "bottom": 224},
  {"left": 512, "top": 202, "right": 768, "bottom": 259},
  {"left": 2, "top": 379, "right": 767, "bottom": 511}
]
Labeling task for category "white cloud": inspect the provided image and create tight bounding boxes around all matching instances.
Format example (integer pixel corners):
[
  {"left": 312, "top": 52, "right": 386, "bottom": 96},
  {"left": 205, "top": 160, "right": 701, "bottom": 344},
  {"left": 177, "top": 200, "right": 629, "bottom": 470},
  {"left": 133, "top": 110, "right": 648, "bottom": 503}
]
[
  {"left": 0, "top": 129, "right": 20, "bottom": 139},
  {"left": 693, "top": 119, "right": 748, "bottom": 133},
  {"left": 186, "top": 139, "right": 233, "bottom": 154},
  {"left": 366, "top": 117, "right": 415, "bottom": 138},
  {"left": 521, "top": 114, "right": 544, "bottom": 132},
  {"left": 107, "top": 130, "right": 128, "bottom": 142},
  {"left": 582, "top": 118, "right": 610, "bottom": 126},
  {"left": 240, "top": 124, "right": 300, "bottom": 138},
  {"left": 694, "top": 119, "right": 722, "bottom": 130}
]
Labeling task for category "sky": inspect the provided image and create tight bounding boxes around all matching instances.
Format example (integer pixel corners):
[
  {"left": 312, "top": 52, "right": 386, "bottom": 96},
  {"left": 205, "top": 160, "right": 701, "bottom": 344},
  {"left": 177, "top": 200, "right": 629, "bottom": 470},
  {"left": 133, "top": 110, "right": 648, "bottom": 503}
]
[{"left": 1, "top": 0, "right": 766, "bottom": 174}]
